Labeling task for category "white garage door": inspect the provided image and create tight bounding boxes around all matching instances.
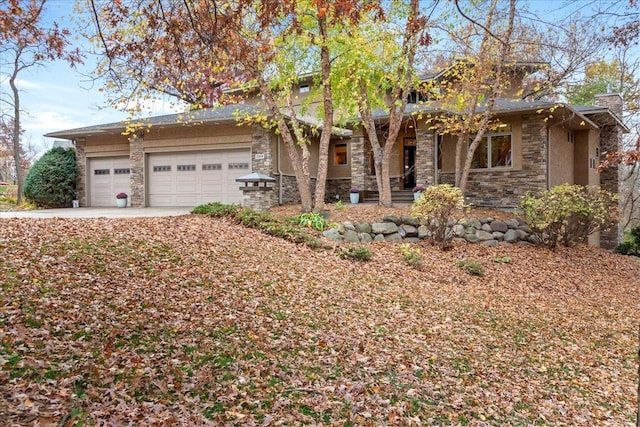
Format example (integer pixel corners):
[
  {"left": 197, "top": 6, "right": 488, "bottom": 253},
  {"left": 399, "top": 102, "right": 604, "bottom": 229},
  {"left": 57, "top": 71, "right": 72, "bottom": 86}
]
[
  {"left": 147, "top": 149, "right": 250, "bottom": 206},
  {"left": 88, "top": 157, "right": 131, "bottom": 207}
]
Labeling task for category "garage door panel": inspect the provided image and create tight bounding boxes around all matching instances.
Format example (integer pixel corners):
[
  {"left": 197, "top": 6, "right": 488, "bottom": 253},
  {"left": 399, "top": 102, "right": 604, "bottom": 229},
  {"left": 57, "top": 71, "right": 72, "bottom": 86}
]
[
  {"left": 147, "top": 149, "right": 250, "bottom": 207},
  {"left": 89, "top": 157, "right": 131, "bottom": 207}
]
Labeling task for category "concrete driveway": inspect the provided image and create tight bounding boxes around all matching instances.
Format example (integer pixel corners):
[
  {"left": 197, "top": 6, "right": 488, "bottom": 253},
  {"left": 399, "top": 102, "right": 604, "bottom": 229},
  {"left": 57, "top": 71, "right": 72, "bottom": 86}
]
[{"left": 0, "top": 207, "right": 193, "bottom": 219}]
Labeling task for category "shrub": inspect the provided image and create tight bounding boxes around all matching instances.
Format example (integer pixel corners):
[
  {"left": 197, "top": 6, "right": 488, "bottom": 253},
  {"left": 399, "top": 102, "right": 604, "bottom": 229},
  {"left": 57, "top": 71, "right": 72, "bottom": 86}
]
[
  {"left": 24, "top": 147, "right": 78, "bottom": 208},
  {"left": 456, "top": 259, "right": 484, "bottom": 276},
  {"left": 336, "top": 245, "right": 373, "bottom": 261},
  {"left": 519, "top": 184, "right": 619, "bottom": 250},
  {"left": 400, "top": 243, "right": 422, "bottom": 268},
  {"left": 616, "top": 225, "right": 640, "bottom": 256},
  {"left": 191, "top": 202, "right": 241, "bottom": 217},
  {"left": 294, "top": 212, "right": 329, "bottom": 231},
  {"left": 411, "top": 184, "right": 466, "bottom": 250}
]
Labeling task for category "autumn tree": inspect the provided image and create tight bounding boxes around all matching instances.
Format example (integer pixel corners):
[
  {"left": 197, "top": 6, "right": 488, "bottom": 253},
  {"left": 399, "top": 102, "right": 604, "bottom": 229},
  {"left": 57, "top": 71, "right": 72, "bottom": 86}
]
[
  {"left": 88, "top": 0, "right": 380, "bottom": 213},
  {"left": 0, "top": 0, "right": 82, "bottom": 204},
  {"left": 425, "top": 0, "right": 517, "bottom": 198}
]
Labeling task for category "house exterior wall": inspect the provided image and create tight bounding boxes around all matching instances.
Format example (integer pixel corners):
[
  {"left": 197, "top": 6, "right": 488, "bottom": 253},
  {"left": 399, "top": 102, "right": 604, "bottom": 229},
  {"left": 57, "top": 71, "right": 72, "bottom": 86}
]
[
  {"left": 74, "top": 139, "right": 87, "bottom": 207},
  {"left": 549, "top": 126, "right": 574, "bottom": 187}
]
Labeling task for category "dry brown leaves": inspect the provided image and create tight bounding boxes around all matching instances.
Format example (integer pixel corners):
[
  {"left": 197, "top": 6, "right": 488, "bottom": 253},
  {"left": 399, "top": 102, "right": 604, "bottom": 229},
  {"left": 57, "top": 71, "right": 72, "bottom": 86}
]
[{"left": 0, "top": 213, "right": 639, "bottom": 426}]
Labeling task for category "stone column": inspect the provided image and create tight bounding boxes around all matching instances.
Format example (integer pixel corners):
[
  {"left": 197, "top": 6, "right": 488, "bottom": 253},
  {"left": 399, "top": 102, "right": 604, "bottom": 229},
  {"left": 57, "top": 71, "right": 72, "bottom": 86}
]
[
  {"left": 129, "top": 134, "right": 145, "bottom": 208},
  {"left": 74, "top": 138, "right": 87, "bottom": 207},
  {"left": 595, "top": 94, "right": 623, "bottom": 250},
  {"left": 415, "top": 127, "right": 435, "bottom": 187},
  {"left": 246, "top": 124, "right": 277, "bottom": 210}
]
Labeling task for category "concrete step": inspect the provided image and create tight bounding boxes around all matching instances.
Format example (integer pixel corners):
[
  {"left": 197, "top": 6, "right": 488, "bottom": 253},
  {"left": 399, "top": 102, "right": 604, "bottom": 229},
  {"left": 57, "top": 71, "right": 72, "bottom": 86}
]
[{"left": 363, "top": 190, "right": 415, "bottom": 203}]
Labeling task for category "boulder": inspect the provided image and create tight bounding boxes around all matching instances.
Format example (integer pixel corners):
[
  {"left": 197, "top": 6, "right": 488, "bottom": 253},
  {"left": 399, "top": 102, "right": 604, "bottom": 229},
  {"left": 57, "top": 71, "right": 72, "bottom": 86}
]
[
  {"left": 322, "top": 228, "right": 343, "bottom": 242},
  {"left": 490, "top": 220, "right": 508, "bottom": 233},
  {"left": 492, "top": 231, "right": 505, "bottom": 241},
  {"left": 465, "top": 233, "right": 479, "bottom": 243},
  {"left": 476, "top": 230, "right": 494, "bottom": 241},
  {"left": 418, "top": 225, "right": 430, "bottom": 239},
  {"left": 358, "top": 233, "right": 373, "bottom": 243},
  {"left": 382, "top": 215, "right": 402, "bottom": 225},
  {"left": 515, "top": 229, "right": 529, "bottom": 240},
  {"left": 405, "top": 237, "right": 420, "bottom": 243},
  {"left": 453, "top": 224, "right": 466, "bottom": 237},
  {"left": 518, "top": 224, "right": 532, "bottom": 233},
  {"left": 372, "top": 222, "right": 398, "bottom": 235},
  {"left": 505, "top": 219, "right": 520, "bottom": 229},
  {"left": 343, "top": 229, "right": 360, "bottom": 243},
  {"left": 373, "top": 234, "right": 386, "bottom": 242},
  {"left": 464, "top": 218, "right": 482, "bottom": 229},
  {"left": 355, "top": 222, "right": 372, "bottom": 234},
  {"left": 481, "top": 224, "right": 493, "bottom": 232},
  {"left": 385, "top": 233, "right": 403, "bottom": 242},
  {"left": 343, "top": 221, "right": 356, "bottom": 231},
  {"left": 400, "top": 224, "right": 418, "bottom": 237},
  {"left": 504, "top": 229, "right": 518, "bottom": 243},
  {"left": 401, "top": 216, "right": 420, "bottom": 226},
  {"left": 481, "top": 239, "right": 499, "bottom": 247}
]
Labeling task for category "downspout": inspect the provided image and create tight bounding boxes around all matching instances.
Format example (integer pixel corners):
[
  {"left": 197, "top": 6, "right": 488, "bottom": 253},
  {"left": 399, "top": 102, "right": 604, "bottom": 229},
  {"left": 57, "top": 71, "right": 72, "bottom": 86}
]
[{"left": 277, "top": 134, "right": 283, "bottom": 205}]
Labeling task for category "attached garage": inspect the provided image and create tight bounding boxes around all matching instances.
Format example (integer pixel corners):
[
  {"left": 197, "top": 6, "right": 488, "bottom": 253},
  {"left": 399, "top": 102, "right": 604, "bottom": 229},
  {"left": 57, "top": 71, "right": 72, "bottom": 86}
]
[
  {"left": 147, "top": 149, "right": 251, "bottom": 206},
  {"left": 88, "top": 157, "right": 131, "bottom": 207}
]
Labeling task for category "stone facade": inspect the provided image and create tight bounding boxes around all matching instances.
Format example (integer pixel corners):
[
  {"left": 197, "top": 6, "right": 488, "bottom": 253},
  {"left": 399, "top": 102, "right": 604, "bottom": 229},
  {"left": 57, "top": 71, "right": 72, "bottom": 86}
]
[
  {"left": 74, "top": 139, "right": 87, "bottom": 207},
  {"left": 240, "top": 125, "right": 278, "bottom": 211},
  {"left": 349, "top": 133, "right": 366, "bottom": 191},
  {"left": 441, "top": 115, "right": 548, "bottom": 208},
  {"left": 129, "top": 135, "right": 145, "bottom": 208},
  {"left": 415, "top": 128, "right": 435, "bottom": 187}
]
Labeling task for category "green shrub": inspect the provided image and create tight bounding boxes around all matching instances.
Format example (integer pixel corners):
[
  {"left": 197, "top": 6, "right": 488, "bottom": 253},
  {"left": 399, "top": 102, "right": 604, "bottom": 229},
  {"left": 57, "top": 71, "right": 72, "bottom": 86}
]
[
  {"left": 24, "top": 147, "right": 78, "bottom": 208},
  {"left": 336, "top": 245, "right": 373, "bottom": 261},
  {"left": 456, "top": 259, "right": 484, "bottom": 276},
  {"left": 411, "top": 184, "right": 466, "bottom": 250},
  {"left": 400, "top": 243, "right": 422, "bottom": 268},
  {"left": 294, "top": 212, "right": 329, "bottom": 231},
  {"left": 191, "top": 202, "right": 240, "bottom": 217},
  {"left": 191, "top": 202, "right": 321, "bottom": 249},
  {"left": 519, "top": 184, "right": 619, "bottom": 250},
  {"left": 616, "top": 225, "right": 640, "bottom": 256}
]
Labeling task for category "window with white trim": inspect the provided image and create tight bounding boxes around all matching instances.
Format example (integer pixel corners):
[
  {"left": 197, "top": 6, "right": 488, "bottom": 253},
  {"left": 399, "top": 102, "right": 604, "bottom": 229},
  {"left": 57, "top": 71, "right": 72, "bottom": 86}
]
[
  {"left": 470, "top": 125, "right": 512, "bottom": 169},
  {"left": 334, "top": 143, "right": 348, "bottom": 166}
]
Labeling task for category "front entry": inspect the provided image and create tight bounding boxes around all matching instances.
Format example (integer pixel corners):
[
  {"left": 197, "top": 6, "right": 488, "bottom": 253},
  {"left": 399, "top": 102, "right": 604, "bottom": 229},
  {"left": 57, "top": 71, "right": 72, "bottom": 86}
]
[{"left": 403, "top": 138, "right": 416, "bottom": 189}]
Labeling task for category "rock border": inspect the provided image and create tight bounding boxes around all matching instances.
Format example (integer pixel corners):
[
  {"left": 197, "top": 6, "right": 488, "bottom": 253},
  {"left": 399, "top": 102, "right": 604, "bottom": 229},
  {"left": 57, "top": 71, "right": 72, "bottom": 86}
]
[{"left": 322, "top": 214, "right": 538, "bottom": 247}]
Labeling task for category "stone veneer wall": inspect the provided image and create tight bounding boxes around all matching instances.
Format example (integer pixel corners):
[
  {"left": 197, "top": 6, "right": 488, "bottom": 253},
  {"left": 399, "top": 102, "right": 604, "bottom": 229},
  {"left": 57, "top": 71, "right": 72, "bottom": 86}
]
[
  {"left": 350, "top": 134, "right": 366, "bottom": 192},
  {"left": 594, "top": 94, "right": 623, "bottom": 250},
  {"left": 74, "top": 140, "right": 87, "bottom": 207},
  {"left": 279, "top": 175, "right": 353, "bottom": 205},
  {"left": 415, "top": 128, "right": 435, "bottom": 187},
  {"left": 129, "top": 136, "right": 145, "bottom": 208},
  {"left": 440, "top": 115, "right": 548, "bottom": 208},
  {"left": 242, "top": 125, "right": 277, "bottom": 211}
]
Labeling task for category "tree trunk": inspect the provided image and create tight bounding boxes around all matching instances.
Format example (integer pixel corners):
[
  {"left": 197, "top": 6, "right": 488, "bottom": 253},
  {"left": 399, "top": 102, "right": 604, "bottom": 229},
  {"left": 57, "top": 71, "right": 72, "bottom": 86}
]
[
  {"left": 313, "top": 10, "right": 334, "bottom": 213},
  {"left": 9, "top": 70, "right": 23, "bottom": 205}
]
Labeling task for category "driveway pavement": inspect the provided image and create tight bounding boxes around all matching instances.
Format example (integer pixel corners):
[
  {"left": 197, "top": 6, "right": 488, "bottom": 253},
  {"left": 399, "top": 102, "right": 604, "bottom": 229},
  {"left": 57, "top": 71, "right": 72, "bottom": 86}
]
[{"left": 0, "top": 207, "right": 193, "bottom": 219}]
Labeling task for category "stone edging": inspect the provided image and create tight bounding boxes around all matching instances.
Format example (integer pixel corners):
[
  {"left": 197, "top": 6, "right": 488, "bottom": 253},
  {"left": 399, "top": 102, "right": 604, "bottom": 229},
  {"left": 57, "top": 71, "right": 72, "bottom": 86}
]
[{"left": 322, "top": 215, "right": 537, "bottom": 247}]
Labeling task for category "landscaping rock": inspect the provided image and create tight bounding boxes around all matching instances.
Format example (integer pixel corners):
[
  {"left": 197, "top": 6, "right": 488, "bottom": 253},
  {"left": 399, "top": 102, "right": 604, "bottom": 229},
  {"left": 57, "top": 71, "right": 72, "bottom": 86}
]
[
  {"left": 372, "top": 222, "right": 398, "bottom": 235},
  {"left": 464, "top": 218, "right": 482, "bottom": 229},
  {"left": 405, "top": 237, "right": 420, "bottom": 243},
  {"left": 465, "top": 233, "right": 479, "bottom": 243},
  {"left": 418, "top": 226, "right": 430, "bottom": 239},
  {"left": 385, "top": 233, "right": 403, "bottom": 242},
  {"left": 518, "top": 224, "right": 532, "bottom": 233},
  {"left": 481, "top": 224, "right": 493, "bottom": 232},
  {"left": 398, "top": 227, "right": 407, "bottom": 238},
  {"left": 504, "top": 229, "right": 518, "bottom": 243},
  {"left": 481, "top": 239, "right": 499, "bottom": 247},
  {"left": 490, "top": 220, "right": 508, "bottom": 233},
  {"left": 373, "top": 234, "right": 386, "bottom": 242},
  {"left": 323, "top": 228, "right": 343, "bottom": 242},
  {"left": 515, "top": 229, "right": 529, "bottom": 240},
  {"left": 343, "top": 221, "right": 355, "bottom": 231},
  {"left": 382, "top": 215, "right": 402, "bottom": 225},
  {"left": 453, "top": 224, "right": 466, "bottom": 237},
  {"left": 505, "top": 219, "right": 520, "bottom": 229},
  {"left": 401, "top": 216, "right": 420, "bottom": 226},
  {"left": 400, "top": 224, "right": 418, "bottom": 237},
  {"left": 492, "top": 231, "right": 505, "bottom": 241},
  {"left": 355, "top": 222, "right": 371, "bottom": 234},
  {"left": 476, "top": 230, "right": 495, "bottom": 241},
  {"left": 343, "top": 229, "right": 359, "bottom": 243},
  {"left": 358, "top": 232, "right": 373, "bottom": 243}
]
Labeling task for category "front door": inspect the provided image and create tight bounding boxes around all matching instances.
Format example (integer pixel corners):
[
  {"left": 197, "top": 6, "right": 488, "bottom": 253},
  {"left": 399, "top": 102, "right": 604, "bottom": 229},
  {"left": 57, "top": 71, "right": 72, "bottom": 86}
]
[{"left": 403, "top": 139, "right": 416, "bottom": 189}]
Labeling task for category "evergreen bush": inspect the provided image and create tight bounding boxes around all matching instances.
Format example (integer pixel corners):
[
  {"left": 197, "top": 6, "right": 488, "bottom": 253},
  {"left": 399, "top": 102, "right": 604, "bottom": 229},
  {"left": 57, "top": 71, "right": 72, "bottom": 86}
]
[{"left": 24, "top": 147, "right": 78, "bottom": 208}]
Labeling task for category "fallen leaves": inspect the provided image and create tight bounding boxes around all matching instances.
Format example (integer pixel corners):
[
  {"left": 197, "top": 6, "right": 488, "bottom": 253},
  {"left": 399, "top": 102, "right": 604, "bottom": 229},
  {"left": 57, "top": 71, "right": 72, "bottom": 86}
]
[{"left": 0, "top": 214, "right": 639, "bottom": 426}]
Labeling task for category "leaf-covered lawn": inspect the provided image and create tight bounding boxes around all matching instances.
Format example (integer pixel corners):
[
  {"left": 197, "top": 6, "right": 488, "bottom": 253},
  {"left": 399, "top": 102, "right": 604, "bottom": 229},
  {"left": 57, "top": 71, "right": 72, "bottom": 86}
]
[{"left": 1, "top": 215, "right": 638, "bottom": 426}]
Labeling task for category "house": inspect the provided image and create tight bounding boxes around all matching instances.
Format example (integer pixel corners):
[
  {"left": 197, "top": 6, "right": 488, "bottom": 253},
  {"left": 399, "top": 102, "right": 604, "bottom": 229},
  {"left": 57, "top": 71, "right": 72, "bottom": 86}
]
[{"left": 46, "top": 66, "right": 627, "bottom": 248}]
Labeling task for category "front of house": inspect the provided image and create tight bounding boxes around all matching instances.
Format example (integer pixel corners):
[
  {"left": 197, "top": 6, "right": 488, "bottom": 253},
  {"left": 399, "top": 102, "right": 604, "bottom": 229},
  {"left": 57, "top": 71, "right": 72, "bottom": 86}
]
[{"left": 46, "top": 75, "right": 626, "bottom": 249}]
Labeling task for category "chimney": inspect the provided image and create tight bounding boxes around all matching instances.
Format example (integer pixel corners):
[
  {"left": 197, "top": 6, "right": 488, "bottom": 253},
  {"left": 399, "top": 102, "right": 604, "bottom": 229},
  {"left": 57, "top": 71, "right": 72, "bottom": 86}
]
[{"left": 594, "top": 93, "right": 623, "bottom": 117}]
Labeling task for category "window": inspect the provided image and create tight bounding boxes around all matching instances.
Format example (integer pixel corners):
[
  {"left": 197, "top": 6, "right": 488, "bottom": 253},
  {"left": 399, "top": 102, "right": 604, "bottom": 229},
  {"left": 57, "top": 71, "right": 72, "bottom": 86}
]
[
  {"left": 114, "top": 168, "right": 130, "bottom": 175},
  {"left": 334, "top": 143, "right": 348, "bottom": 165},
  {"left": 228, "top": 163, "right": 249, "bottom": 170},
  {"left": 177, "top": 164, "right": 196, "bottom": 172},
  {"left": 299, "top": 84, "right": 310, "bottom": 93},
  {"left": 153, "top": 165, "right": 171, "bottom": 172},
  {"left": 470, "top": 125, "right": 512, "bottom": 169},
  {"left": 94, "top": 169, "right": 109, "bottom": 175},
  {"left": 202, "top": 163, "right": 222, "bottom": 171}
]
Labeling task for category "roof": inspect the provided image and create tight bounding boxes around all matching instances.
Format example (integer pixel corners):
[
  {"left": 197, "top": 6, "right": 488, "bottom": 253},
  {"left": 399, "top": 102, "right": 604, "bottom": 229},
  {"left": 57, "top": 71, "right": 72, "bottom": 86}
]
[
  {"left": 573, "top": 105, "right": 629, "bottom": 132},
  {"left": 45, "top": 104, "right": 262, "bottom": 140}
]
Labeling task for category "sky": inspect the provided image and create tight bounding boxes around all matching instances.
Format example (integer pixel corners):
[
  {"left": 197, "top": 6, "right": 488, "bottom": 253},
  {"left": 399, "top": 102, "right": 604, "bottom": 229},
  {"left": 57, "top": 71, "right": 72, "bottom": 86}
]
[{"left": 1, "top": 0, "right": 638, "bottom": 158}]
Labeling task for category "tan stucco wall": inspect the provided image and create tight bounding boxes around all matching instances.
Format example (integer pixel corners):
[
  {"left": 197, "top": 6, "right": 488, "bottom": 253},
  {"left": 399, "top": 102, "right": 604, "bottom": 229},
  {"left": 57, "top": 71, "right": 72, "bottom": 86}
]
[
  {"left": 84, "top": 134, "right": 130, "bottom": 156},
  {"left": 549, "top": 125, "right": 574, "bottom": 187},
  {"left": 142, "top": 124, "right": 252, "bottom": 151}
]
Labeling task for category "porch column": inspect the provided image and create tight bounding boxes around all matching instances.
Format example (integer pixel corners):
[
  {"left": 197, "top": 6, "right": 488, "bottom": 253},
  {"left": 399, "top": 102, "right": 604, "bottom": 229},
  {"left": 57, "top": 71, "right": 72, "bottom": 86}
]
[
  {"left": 415, "top": 126, "right": 435, "bottom": 187},
  {"left": 248, "top": 124, "right": 277, "bottom": 210},
  {"left": 129, "top": 134, "right": 145, "bottom": 208}
]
